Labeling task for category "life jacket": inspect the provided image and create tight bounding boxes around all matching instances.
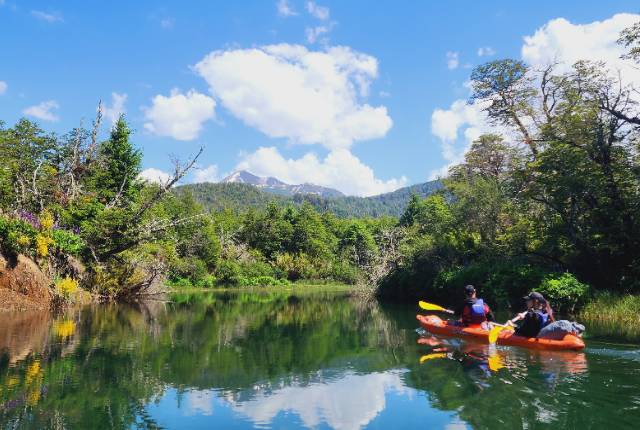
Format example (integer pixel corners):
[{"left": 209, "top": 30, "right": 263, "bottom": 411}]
[
  {"left": 535, "top": 309, "right": 550, "bottom": 328},
  {"left": 516, "top": 309, "right": 550, "bottom": 338},
  {"left": 463, "top": 299, "right": 487, "bottom": 325}
]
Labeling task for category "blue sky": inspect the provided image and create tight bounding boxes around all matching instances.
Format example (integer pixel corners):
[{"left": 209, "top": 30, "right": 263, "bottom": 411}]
[{"left": 1, "top": 1, "right": 639, "bottom": 195}]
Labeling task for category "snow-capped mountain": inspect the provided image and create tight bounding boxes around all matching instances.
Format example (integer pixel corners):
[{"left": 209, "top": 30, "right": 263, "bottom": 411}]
[{"left": 221, "top": 171, "right": 345, "bottom": 198}]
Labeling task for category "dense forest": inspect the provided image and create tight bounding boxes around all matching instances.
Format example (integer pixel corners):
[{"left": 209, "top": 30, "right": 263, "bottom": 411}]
[
  {"left": 1, "top": 21, "right": 640, "bottom": 314},
  {"left": 174, "top": 180, "right": 442, "bottom": 218}
]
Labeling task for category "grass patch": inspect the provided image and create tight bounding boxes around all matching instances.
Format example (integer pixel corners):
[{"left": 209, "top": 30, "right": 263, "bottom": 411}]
[{"left": 580, "top": 293, "right": 640, "bottom": 343}]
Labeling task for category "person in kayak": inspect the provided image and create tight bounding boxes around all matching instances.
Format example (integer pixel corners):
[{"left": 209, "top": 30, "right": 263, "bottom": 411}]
[
  {"left": 507, "top": 292, "right": 555, "bottom": 338},
  {"left": 455, "top": 285, "right": 495, "bottom": 328}
]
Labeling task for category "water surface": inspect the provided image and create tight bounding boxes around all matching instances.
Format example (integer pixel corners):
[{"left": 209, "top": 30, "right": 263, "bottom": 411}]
[{"left": 0, "top": 289, "right": 638, "bottom": 429}]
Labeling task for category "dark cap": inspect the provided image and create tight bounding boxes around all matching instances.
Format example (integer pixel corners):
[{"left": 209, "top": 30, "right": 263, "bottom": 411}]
[
  {"left": 523, "top": 291, "right": 546, "bottom": 302},
  {"left": 464, "top": 285, "right": 476, "bottom": 295}
]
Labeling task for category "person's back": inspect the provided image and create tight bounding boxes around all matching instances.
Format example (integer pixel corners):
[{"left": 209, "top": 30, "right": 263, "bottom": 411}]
[{"left": 455, "top": 285, "right": 494, "bottom": 327}]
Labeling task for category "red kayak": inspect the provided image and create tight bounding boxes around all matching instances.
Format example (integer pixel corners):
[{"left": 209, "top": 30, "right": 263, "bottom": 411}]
[{"left": 417, "top": 314, "right": 585, "bottom": 351}]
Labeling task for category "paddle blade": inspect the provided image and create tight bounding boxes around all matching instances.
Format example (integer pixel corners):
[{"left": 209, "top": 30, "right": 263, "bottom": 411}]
[
  {"left": 488, "top": 353, "right": 504, "bottom": 372},
  {"left": 419, "top": 353, "right": 447, "bottom": 364},
  {"left": 488, "top": 325, "right": 504, "bottom": 344},
  {"left": 418, "top": 301, "right": 447, "bottom": 312}
]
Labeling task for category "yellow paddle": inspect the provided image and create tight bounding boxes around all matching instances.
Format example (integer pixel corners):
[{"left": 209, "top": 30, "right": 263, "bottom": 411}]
[
  {"left": 419, "top": 353, "right": 448, "bottom": 363},
  {"left": 488, "top": 323, "right": 514, "bottom": 344},
  {"left": 418, "top": 301, "right": 455, "bottom": 314}
]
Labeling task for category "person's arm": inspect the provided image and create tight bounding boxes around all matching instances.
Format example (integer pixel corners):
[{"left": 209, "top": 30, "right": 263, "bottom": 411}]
[{"left": 507, "top": 311, "right": 528, "bottom": 326}]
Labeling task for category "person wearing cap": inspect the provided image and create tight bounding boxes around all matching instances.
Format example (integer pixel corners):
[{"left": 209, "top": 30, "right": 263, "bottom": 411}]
[
  {"left": 454, "top": 285, "right": 495, "bottom": 328},
  {"left": 507, "top": 292, "right": 555, "bottom": 338}
]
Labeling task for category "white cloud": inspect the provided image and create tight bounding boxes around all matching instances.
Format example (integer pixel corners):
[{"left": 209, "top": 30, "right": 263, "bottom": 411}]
[
  {"left": 430, "top": 99, "right": 490, "bottom": 178},
  {"left": 192, "top": 164, "right": 219, "bottom": 183},
  {"left": 237, "top": 146, "right": 406, "bottom": 196},
  {"left": 102, "top": 92, "right": 128, "bottom": 126},
  {"left": 306, "top": 1, "right": 329, "bottom": 20},
  {"left": 305, "top": 25, "right": 329, "bottom": 43},
  {"left": 0, "top": 81, "right": 6, "bottom": 95},
  {"left": 194, "top": 44, "right": 391, "bottom": 150},
  {"left": 230, "top": 371, "right": 409, "bottom": 430},
  {"left": 23, "top": 100, "right": 60, "bottom": 122},
  {"left": 477, "top": 46, "right": 496, "bottom": 57},
  {"left": 446, "top": 51, "right": 459, "bottom": 70},
  {"left": 143, "top": 89, "right": 216, "bottom": 141},
  {"left": 522, "top": 13, "right": 640, "bottom": 85},
  {"left": 276, "top": 0, "right": 297, "bottom": 17},
  {"left": 138, "top": 168, "right": 172, "bottom": 184},
  {"left": 31, "top": 10, "right": 63, "bottom": 23}
]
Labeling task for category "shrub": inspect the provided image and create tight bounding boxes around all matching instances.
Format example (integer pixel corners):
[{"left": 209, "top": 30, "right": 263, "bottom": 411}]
[
  {"left": 216, "top": 260, "right": 242, "bottom": 285},
  {"left": 328, "top": 261, "right": 360, "bottom": 285},
  {"left": 52, "top": 229, "right": 85, "bottom": 256},
  {"left": 537, "top": 272, "right": 590, "bottom": 314},
  {"left": 55, "top": 276, "right": 79, "bottom": 299},
  {"left": 240, "top": 260, "right": 275, "bottom": 278},
  {"left": 274, "top": 252, "right": 316, "bottom": 281},
  {"left": 239, "top": 276, "right": 291, "bottom": 287},
  {"left": 169, "top": 257, "right": 208, "bottom": 284},
  {"left": 0, "top": 216, "right": 38, "bottom": 256},
  {"left": 195, "top": 274, "right": 217, "bottom": 288},
  {"left": 169, "top": 277, "right": 193, "bottom": 288}
]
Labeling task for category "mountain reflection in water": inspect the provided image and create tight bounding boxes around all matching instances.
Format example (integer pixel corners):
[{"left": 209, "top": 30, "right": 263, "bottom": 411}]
[{"left": 0, "top": 289, "right": 639, "bottom": 429}]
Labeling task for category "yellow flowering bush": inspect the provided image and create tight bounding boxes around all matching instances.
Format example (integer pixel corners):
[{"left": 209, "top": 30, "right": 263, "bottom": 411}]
[
  {"left": 16, "top": 234, "right": 31, "bottom": 246},
  {"left": 39, "top": 210, "right": 54, "bottom": 231},
  {"left": 56, "top": 276, "right": 79, "bottom": 298},
  {"left": 36, "top": 234, "right": 54, "bottom": 257}
]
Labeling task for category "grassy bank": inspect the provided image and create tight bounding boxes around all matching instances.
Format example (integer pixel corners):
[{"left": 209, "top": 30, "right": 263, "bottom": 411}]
[{"left": 580, "top": 294, "right": 640, "bottom": 343}]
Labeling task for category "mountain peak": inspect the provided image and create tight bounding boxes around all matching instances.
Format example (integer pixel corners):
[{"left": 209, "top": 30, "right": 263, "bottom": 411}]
[{"left": 220, "top": 170, "right": 344, "bottom": 198}]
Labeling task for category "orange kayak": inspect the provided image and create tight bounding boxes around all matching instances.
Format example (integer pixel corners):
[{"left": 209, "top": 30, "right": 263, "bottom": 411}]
[{"left": 417, "top": 314, "right": 585, "bottom": 351}]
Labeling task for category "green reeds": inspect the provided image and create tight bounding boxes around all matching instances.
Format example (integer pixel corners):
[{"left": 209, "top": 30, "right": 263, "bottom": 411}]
[{"left": 580, "top": 293, "right": 640, "bottom": 343}]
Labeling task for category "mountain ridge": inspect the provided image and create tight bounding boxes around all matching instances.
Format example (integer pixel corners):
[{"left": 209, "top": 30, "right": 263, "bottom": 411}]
[
  {"left": 175, "top": 177, "right": 443, "bottom": 218},
  {"left": 220, "top": 170, "right": 345, "bottom": 198}
]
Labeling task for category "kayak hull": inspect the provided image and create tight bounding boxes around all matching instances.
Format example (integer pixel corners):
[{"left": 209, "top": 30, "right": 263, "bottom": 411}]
[{"left": 417, "top": 314, "right": 585, "bottom": 351}]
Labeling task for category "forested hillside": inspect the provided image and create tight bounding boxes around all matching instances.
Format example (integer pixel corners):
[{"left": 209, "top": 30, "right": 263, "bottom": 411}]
[{"left": 174, "top": 180, "right": 443, "bottom": 218}]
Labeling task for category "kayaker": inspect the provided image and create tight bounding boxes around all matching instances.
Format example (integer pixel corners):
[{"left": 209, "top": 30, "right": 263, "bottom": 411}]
[
  {"left": 455, "top": 285, "right": 495, "bottom": 328},
  {"left": 507, "top": 292, "right": 555, "bottom": 338}
]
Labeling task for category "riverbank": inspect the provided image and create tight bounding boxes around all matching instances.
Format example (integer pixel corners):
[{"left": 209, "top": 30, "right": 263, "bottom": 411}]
[{"left": 580, "top": 294, "right": 640, "bottom": 343}]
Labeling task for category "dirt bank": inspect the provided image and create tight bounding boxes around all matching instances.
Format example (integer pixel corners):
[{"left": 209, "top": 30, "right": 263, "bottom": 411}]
[{"left": 0, "top": 253, "right": 52, "bottom": 312}]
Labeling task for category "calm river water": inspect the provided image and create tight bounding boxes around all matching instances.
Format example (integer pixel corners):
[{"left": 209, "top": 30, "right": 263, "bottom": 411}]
[{"left": 0, "top": 288, "right": 639, "bottom": 429}]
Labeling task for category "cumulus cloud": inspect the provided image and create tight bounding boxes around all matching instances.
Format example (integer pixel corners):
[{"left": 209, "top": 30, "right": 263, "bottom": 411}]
[
  {"left": 138, "top": 168, "right": 172, "bottom": 184},
  {"left": 305, "top": 25, "right": 330, "bottom": 44},
  {"left": 102, "top": 92, "right": 127, "bottom": 126},
  {"left": 477, "top": 46, "right": 496, "bottom": 57},
  {"left": 192, "top": 164, "right": 220, "bottom": 183},
  {"left": 0, "top": 81, "right": 6, "bottom": 95},
  {"left": 23, "top": 100, "right": 60, "bottom": 122},
  {"left": 143, "top": 89, "right": 216, "bottom": 141},
  {"left": 522, "top": 13, "right": 640, "bottom": 84},
  {"left": 236, "top": 146, "right": 406, "bottom": 196},
  {"left": 31, "top": 10, "right": 63, "bottom": 23},
  {"left": 446, "top": 51, "right": 459, "bottom": 70},
  {"left": 430, "top": 99, "right": 491, "bottom": 178},
  {"left": 194, "top": 44, "right": 392, "bottom": 150},
  {"left": 306, "top": 1, "right": 329, "bottom": 20},
  {"left": 276, "top": 0, "right": 297, "bottom": 17}
]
